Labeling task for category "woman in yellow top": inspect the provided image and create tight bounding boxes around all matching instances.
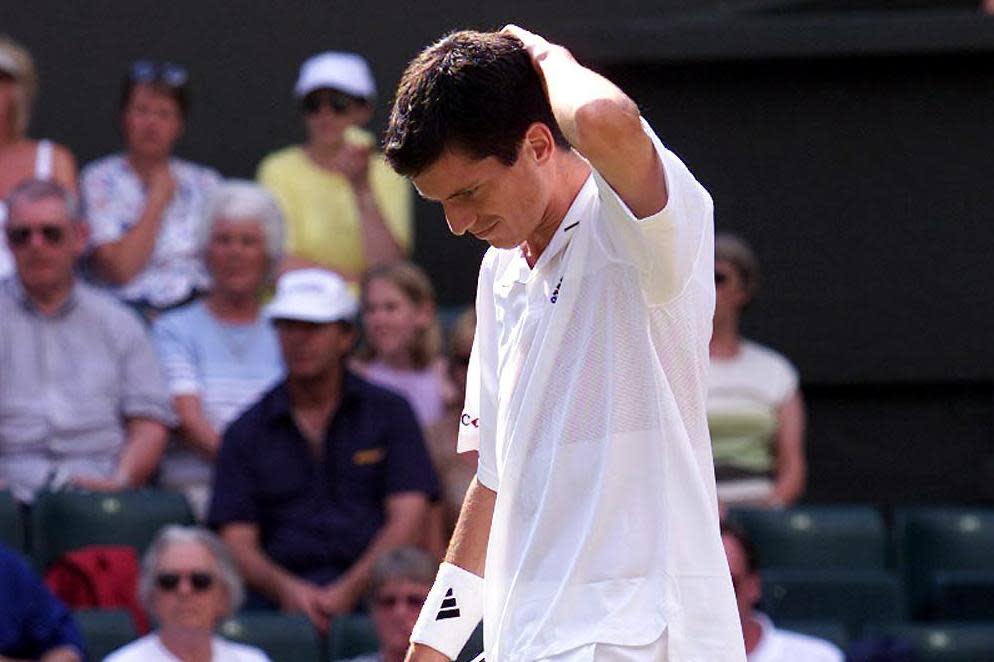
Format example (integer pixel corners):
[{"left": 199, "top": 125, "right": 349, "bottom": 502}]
[{"left": 257, "top": 52, "right": 412, "bottom": 282}]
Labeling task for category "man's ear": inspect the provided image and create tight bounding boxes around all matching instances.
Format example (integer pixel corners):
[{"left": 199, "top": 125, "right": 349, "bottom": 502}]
[{"left": 523, "top": 122, "right": 556, "bottom": 165}]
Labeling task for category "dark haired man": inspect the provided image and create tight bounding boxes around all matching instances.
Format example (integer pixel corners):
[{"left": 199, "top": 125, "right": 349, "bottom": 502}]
[
  {"left": 721, "top": 524, "right": 844, "bottom": 661},
  {"left": 385, "top": 26, "right": 744, "bottom": 662}
]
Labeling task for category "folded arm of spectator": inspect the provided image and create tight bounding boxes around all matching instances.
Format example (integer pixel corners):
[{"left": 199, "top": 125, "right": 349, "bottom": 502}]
[
  {"left": 322, "top": 491, "right": 429, "bottom": 615},
  {"left": 89, "top": 165, "right": 175, "bottom": 285},
  {"left": 220, "top": 522, "right": 333, "bottom": 634},
  {"left": 172, "top": 394, "right": 221, "bottom": 459}
]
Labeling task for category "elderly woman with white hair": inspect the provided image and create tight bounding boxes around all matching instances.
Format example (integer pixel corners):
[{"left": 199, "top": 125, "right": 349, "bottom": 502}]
[
  {"left": 151, "top": 180, "right": 284, "bottom": 519},
  {"left": 104, "top": 526, "right": 270, "bottom": 662}
]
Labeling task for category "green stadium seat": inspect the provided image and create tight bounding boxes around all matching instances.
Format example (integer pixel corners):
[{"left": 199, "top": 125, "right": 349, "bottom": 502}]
[
  {"left": 933, "top": 570, "right": 994, "bottom": 621},
  {"left": 328, "top": 614, "right": 378, "bottom": 660},
  {"left": 761, "top": 569, "right": 905, "bottom": 638},
  {"left": 862, "top": 623, "right": 994, "bottom": 662},
  {"left": 0, "top": 489, "right": 23, "bottom": 552},
  {"left": 220, "top": 612, "right": 323, "bottom": 662},
  {"left": 31, "top": 489, "right": 194, "bottom": 570},
  {"left": 775, "top": 619, "right": 849, "bottom": 650},
  {"left": 895, "top": 507, "right": 994, "bottom": 618},
  {"left": 73, "top": 608, "right": 138, "bottom": 661},
  {"left": 728, "top": 505, "right": 887, "bottom": 570}
]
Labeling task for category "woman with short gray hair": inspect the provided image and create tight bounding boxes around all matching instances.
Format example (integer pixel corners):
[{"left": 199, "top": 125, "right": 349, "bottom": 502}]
[
  {"left": 105, "top": 525, "right": 269, "bottom": 661},
  {"left": 151, "top": 180, "right": 284, "bottom": 519}
]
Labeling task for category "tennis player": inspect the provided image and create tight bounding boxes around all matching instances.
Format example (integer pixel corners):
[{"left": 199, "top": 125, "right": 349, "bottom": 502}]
[{"left": 384, "top": 26, "right": 745, "bottom": 662}]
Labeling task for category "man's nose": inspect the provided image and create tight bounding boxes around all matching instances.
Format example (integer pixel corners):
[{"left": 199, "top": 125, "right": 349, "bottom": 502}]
[{"left": 444, "top": 207, "right": 475, "bottom": 236}]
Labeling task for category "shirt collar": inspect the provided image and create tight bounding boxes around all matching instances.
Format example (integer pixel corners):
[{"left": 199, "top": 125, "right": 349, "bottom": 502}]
[
  {"left": 5, "top": 276, "right": 81, "bottom": 318},
  {"left": 265, "top": 369, "right": 363, "bottom": 422},
  {"left": 748, "top": 612, "right": 779, "bottom": 662},
  {"left": 495, "top": 174, "right": 596, "bottom": 288}
]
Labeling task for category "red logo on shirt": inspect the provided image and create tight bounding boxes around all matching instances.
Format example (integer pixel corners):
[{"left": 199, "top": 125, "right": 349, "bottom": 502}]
[{"left": 460, "top": 413, "right": 480, "bottom": 428}]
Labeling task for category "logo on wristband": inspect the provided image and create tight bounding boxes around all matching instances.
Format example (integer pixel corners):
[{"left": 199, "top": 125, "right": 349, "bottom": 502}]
[{"left": 436, "top": 588, "right": 461, "bottom": 620}]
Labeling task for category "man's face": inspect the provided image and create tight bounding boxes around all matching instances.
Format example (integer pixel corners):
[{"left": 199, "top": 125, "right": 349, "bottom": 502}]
[
  {"left": 122, "top": 83, "right": 184, "bottom": 160},
  {"left": 723, "top": 532, "right": 762, "bottom": 619},
  {"left": 370, "top": 579, "right": 431, "bottom": 655},
  {"left": 274, "top": 319, "right": 355, "bottom": 380},
  {"left": 5, "top": 196, "right": 84, "bottom": 295},
  {"left": 412, "top": 144, "right": 547, "bottom": 250}
]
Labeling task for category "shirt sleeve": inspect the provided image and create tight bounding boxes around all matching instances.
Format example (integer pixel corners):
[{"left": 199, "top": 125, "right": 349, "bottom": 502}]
[
  {"left": 6, "top": 549, "right": 86, "bottom": 659},
  {"left": 457, "top": 250, "right": 500, "bottom": 492},
  {"left": 117, "top": 308, "right": 177, "bottom": 426},
  {"left": 80, "top": 159, "right": 127, "bottom": 246},
  {"left": 207, "top": 420, "right": 260, "bottom": 526},
  {"left": 383, "top": 395, "right": 440, "bottom": 498},
  {"left": 151, "top": 311, "right": 202, "bottom": 396},
  {"left": 591, "top": 118, "right": 714, "bottom": 306}
]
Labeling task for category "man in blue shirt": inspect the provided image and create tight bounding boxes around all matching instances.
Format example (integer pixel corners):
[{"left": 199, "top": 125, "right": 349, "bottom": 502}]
[
  {"left": 0, "top": 543, "right": 85, "bottom": 662},
  {"left": 209, "top": 269, "right": 438, "bottom": 635}
]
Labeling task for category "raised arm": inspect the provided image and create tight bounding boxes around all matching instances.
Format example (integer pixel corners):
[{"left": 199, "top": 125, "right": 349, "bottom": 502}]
[{"left": 504, "top": 25, "right": 666, "bottom": 219}]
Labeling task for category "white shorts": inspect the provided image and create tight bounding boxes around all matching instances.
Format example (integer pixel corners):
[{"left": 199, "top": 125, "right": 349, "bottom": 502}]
[{"left": 534, "top": 630, "right": 669, "bottom": 662}]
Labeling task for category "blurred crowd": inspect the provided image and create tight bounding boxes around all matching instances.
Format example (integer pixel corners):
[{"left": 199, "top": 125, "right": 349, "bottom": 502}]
[{"left": 0, "top": 34, "right": 817, "bottom": 661}]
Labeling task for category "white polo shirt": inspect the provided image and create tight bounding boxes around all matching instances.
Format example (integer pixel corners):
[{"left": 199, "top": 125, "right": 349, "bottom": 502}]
[
  {"left": 748, "top": 615, "right": 845, "bottom": 662},
  {"left": 459, "top": 121, "right": 745, "bottom": 661}
]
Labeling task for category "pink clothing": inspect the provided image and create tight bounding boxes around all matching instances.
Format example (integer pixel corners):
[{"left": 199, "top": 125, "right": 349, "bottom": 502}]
[{"left": 361, "top": 361, "right": 447, "bottom": 428}]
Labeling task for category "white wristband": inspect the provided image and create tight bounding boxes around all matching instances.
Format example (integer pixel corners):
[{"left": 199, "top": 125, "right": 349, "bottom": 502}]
[{"left": 410, "top": 562, "right": 484, "bottom": 659}]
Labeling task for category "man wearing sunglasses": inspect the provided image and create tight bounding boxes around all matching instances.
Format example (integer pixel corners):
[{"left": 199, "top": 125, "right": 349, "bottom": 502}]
[
  {"left": 257, "top": 51, "right": 412, "bottom": 283},
  {"left": 0, "top": 178, "right": 173, "bottom": 504}
]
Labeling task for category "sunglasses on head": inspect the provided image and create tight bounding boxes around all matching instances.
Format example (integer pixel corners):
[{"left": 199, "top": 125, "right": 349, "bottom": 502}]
[
  {"left": 375, "top": 593, "right": 426, "bottom": 609},
  {"left": 155, "top": 571, "right": 214, "bottom": 592},
  {"left": 301, "top": 89, "right": 363, "bottom": 115},
  {"left": 6, "top": 224, "right": 66, "bottom": 247},
  {"left": 129, "top": 60, "right": 189, "bottom": 88}
]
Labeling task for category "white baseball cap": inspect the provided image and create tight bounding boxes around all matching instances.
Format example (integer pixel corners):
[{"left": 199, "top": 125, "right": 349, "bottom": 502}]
[
  {"left": 294, "top": 51, "right": 376, "bottom": 101},
  {"left": 265, "top": 269, "right": 358, "bottom": 324}
]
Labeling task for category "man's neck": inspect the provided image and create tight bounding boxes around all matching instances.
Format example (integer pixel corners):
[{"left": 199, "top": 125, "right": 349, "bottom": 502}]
[
  {"left": 521, "top": 152, "right": 591, "bottom": 268},
  {"left": 25, "top": 280, "right": 74, "bottom": 317}
]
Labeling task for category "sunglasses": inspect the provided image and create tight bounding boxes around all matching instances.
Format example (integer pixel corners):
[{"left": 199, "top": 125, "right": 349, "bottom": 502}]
[
  {"left": 715, "top": 272, "right": 729, "bottom": 285},
  {"left": 155, "top": 571, "right": 215, "bottom": 593},
  {"left": 129, "top": 60, "right": 189, "bottom": 88},
  {"left": 301, "top": 90, "right": 364, "bottom": 115},
  {"left": 6, "top": 224, "right": 66, "bottom": 247},
  {"left": 375, "top": 593, "right": 426, "bottom": 609}
]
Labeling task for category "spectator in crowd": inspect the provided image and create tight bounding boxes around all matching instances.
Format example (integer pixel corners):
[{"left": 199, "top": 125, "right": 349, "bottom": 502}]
[
  {"left": 208, "top": 269, "right": 438, "bottom": 634},
  {"left": 722, "top": 522, "right": 843, "bottom": 662},
  {"left": 104, "top": 525, "right": 270, "bottom": 662},
  {"left": 82, "top": 59, "right": 220, "bottom": 319},
  {"left": 424, "top": 307, "right": 479, "bottom": 540},
  {"left": 0, "top": 179, "right": 172, "bottom": 503},
  {"left": 353, "top": 260, "right": 450, "bottom": 429},
  {"left": 152, "top": 181, "right": 285, "bottom": 520},
  {"left": 708, "top": 232, "right": 806, "bottom": 509},
  {"left": 0, "top": 542, "right": 84, "bottom": 662},
  {"left": 342, "top": 547, "right": 437, "bottom": 662},
  {"left": 0, "top": 35, "right": 77, "bottom": 279},
  {"left": 257, "top": 51, "right": 412, "bottom": 282}
]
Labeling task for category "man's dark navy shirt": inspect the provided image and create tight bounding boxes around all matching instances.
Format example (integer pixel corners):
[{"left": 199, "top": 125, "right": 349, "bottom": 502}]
[
  {"left": 208, "top": 371, "right": 439, "bottom": 587},
  {"left": 0, "top": 544, "right": 85, "bottom": 660}
]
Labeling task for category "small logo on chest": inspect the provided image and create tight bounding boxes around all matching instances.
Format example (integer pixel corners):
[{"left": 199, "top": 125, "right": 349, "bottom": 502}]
[{"left": 550, "top": 276, "right": 564, "bottom": 304}]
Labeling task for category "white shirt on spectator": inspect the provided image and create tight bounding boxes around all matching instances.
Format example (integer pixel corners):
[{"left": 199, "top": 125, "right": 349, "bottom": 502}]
[
  {"left": 459, "top": 120, "right": 744, "bottom": 661},
  {"left": 81, "top": 154, "right": 220, "bottom": 308},
  {"left": 103, "top": 633, "right": 271, "bottom": 662},
  {"left": 748, "top": 614, "right": 844, "bottom": 662}
]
